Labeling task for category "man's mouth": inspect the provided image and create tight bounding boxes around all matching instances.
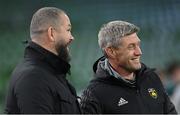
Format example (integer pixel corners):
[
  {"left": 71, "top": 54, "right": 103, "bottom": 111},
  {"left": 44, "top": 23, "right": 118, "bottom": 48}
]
[{"left": 131, "top": 57, "right": 140, "bottom": 62}]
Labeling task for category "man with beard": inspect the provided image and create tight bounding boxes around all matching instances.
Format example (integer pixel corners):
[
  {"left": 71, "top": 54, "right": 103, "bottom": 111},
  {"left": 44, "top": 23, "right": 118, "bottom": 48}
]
[
  {"left": 5, "top": 7, "right": 81, "bottom": 114},
  {"left": 80, "top": 20, "right": 177, "bottom": 114}
]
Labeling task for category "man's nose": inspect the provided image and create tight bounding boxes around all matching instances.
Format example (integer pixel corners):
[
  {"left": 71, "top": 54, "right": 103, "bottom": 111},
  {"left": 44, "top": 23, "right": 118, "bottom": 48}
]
[
  {"left": 70, "top": 35, "right": 74, "bottom": 40},
  {"left": 69, "top": 36, "right": 74, "bottom": 42},
  {"left": 135, "top": 46, "right": 142, "bottom": 56}
]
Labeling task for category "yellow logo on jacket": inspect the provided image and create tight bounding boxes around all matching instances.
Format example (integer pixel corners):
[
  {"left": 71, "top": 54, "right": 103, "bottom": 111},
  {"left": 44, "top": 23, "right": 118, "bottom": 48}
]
[{"left": 148, "top": 88, "right": 158, "bottom": 99}]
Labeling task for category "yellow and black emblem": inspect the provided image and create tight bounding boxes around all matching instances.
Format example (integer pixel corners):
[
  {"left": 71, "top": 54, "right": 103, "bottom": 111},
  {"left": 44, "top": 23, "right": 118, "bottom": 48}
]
[{"left": 148, "top": 88, "right": 158, "bottom": 99}]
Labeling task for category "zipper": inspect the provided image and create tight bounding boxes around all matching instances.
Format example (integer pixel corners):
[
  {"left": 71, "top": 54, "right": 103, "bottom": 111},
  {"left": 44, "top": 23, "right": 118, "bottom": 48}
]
[{"left": 135, "top": 88, "right": 150, "bottom": 113}]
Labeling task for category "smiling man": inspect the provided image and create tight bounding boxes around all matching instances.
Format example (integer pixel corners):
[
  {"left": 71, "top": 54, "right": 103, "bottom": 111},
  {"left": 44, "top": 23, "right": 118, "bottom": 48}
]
[
  {"left": 80, "top": 20, "right": 177, "bottom": 114},
  {"left": 5, "top": 7, "right": 81, "bottom": 114}
]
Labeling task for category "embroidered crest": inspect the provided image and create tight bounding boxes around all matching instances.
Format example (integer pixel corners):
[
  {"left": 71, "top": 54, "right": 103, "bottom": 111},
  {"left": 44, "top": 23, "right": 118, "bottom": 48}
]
[{"left": 148, "top": 88, "right": 158, "bottom": 99}]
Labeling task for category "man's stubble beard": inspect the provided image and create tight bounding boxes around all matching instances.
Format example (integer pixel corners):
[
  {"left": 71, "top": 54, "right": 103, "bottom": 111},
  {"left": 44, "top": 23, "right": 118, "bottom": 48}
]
[{"left": 55, "top": 41, "right": 71, "bottom": 63}]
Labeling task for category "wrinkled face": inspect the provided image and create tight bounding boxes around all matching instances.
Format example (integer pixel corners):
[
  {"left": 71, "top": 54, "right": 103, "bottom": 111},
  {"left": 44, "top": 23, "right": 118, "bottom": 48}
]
[
  {"left": 113, "top": 33, "right": 142, "bottom": 73},
  {"left": 54, "top": 14, "right": 73, "bottom": 62}
]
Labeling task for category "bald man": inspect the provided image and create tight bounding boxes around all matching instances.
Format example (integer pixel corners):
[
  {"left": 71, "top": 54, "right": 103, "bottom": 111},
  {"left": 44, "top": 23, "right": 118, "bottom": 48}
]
[{"left": 5, "top": 7, "right": 81, "bottom": 114}]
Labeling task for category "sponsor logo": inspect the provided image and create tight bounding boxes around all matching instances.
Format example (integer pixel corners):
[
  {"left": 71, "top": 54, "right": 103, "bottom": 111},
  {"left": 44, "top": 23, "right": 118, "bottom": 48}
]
[
  {"left": 148, "top": 88, "right": 158, "bottom": 99},
  {"left": 118, "top": 97, "right": 128, "bottom": 106}
]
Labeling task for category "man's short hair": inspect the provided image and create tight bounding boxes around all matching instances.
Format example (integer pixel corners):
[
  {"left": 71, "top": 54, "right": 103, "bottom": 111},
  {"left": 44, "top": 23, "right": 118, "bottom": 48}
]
[
  {"left": 30, "top": 7, "right": 65, "bottom": 38},
  {"left": 98, "top": 20, "right": 140, "bottom": 54}
]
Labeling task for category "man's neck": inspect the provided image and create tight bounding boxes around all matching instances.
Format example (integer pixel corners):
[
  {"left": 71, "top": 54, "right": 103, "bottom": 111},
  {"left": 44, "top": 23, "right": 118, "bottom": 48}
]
[
  {"left": 123, "top": 73, "right": 134, "bottom": 80},
  {"left": 108, "top": 60, "right": 134, "bottom": 80}
]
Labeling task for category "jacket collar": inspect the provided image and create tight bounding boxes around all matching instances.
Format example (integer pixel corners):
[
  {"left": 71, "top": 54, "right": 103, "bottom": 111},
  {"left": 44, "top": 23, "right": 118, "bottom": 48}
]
[
  {"left": 24, "top": 41, "right": 71, "bottom": 75},
  {"left": 92, "top": 56, "right": 155, "bottom": 87}
]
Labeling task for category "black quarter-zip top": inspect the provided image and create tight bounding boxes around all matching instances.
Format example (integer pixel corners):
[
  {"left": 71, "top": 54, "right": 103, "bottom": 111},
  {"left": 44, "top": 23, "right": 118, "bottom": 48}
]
[{"left": 80, "top": 56, "right": 177, "bottom": 114}]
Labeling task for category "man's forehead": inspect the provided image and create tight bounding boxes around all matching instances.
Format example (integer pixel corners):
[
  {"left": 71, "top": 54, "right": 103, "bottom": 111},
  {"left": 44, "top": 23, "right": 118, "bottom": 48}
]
[
  {"left": 120, "top": 33, "right": 140, "bottom": 44},
  {"left": 59, "top": 13, "right": 71, "bottom": 25}
]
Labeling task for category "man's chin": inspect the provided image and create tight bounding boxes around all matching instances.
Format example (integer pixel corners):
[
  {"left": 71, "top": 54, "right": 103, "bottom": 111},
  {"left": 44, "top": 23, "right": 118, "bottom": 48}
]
[
  {"left": 134, "top": 64, "right": 141, "bottom": 70},
  {"left": 56, "top": 46, "right": 71, "bottom": 63},
  {"left": 129, "top": 63, "right": 141, "bottom": 71},
  {"left": 67, "top": 47, "right": 70, "bottom": 52}
]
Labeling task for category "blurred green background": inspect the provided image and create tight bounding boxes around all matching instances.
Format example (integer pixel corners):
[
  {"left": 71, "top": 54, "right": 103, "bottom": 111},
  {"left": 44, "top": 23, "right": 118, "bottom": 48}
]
[{"left": 0, "top": 0, "right": 180, "bottom": 113}]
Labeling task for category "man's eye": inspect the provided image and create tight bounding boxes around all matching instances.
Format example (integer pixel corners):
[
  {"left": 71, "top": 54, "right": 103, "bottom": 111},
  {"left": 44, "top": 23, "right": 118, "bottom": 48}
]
[{"left": 128, "top": 45, "right": 135, "bottom": 49}]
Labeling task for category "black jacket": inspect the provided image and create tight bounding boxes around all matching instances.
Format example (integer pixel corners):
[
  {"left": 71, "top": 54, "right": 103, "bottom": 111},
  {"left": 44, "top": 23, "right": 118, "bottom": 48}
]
[
  {"left": 80, "top": 56, "right": 177, "bottom": 114},
  {"left": 5, "top": 41, "right": 81, "bottom": 114}
]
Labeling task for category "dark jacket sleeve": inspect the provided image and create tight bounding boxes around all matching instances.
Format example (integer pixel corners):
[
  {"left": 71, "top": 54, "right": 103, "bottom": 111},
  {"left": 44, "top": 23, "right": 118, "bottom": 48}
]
[
  {"left": 80, "top": 87, "right": 102, "bottom": 114},
  {"left": 14, "top": 70, "right": 55, "bottom": 113},
  {"left": 154, "top": 72, "right": 177, "bottom": 114},
  {"left": 163, "top": 90, "right": 177, "bottom": 114}
]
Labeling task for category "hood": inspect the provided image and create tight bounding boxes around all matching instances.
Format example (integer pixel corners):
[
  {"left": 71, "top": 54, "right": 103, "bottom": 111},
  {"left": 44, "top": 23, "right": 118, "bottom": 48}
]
[{"left": 92, "top": 56, "right": 156, "bottom": 87}]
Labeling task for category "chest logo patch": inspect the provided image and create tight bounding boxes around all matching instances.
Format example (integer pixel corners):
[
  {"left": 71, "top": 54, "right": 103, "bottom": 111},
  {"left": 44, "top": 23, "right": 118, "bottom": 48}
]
[
  {"left": 118, "top": 97, "right": 128, "bottom": 106},
  {"left": 148, "top": 88, "right": 158, "bottom": 99}
]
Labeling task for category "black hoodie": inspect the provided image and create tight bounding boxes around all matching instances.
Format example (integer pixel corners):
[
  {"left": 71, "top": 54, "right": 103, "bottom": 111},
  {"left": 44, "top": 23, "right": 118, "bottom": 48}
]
[{"left": 80, "top": 56, "right": 177, "bottom": 114}]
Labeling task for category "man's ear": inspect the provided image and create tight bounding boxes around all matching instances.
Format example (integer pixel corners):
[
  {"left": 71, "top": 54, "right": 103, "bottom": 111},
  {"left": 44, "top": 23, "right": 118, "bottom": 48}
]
[
  {"left": 47, "top": 26, "right": 55, "bottom": 42},
  {"left": 104, "top": 47, "right": 116, "bottom": 59}
]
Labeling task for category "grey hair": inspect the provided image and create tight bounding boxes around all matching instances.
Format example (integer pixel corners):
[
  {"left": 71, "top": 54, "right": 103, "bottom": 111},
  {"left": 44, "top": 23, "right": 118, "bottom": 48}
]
[
  {"left": 98, "top": 20, "right": 139, "bottom": 54},
  {"left": 30, "top": 7, "right": 65, "bottom": 38}
]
